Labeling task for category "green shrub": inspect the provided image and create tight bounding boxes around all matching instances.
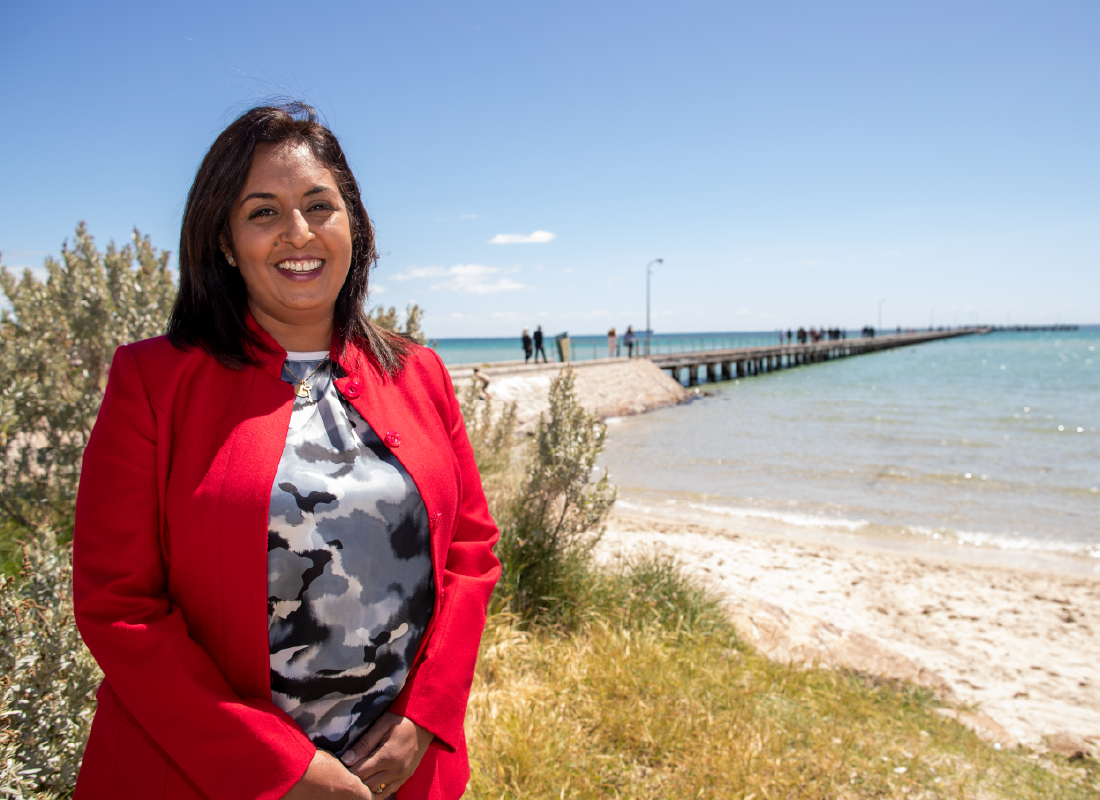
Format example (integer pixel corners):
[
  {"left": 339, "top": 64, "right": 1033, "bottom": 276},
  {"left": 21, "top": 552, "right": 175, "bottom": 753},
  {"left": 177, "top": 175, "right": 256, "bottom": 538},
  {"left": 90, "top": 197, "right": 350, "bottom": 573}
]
[
  {"left": 0, "top": 534, "right": 102, "bottom": 798},
  {"left": 0, "top": 224, "right": 175, "bottom": 566},
  {"left": 368, "top": 303, "right": 427, "bottom": 345},
  {"left": 464, "top": 369, "right": 616, "bottom": 626}
]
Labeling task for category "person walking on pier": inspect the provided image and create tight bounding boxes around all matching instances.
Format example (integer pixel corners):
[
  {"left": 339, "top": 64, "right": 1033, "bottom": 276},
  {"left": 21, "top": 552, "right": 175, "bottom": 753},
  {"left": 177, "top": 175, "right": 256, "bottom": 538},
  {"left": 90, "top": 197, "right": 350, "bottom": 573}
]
[
  {"left": 522, "top": 327, "right": 533, "bottom": 362},
  {"left": 607, "top": 327, "right": 617, "bottom": 358},
  {"left": 624, "top": 325, "right": 636, "bottom": 358},
  {"left": 533, "top": 324, "right": 548, "bottom": 363}
]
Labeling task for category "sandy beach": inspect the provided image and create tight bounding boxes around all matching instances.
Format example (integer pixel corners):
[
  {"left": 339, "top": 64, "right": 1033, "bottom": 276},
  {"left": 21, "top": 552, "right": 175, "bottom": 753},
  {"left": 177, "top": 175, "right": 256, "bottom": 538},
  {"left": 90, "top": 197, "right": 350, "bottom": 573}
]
[{"left": 598, "top": 509, "right": 1100, "bottom": 750}]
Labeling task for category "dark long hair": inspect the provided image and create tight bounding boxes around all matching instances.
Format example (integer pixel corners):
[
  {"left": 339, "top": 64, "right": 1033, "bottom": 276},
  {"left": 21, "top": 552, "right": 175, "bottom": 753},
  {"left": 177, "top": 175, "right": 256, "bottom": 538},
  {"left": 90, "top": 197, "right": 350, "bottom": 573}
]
[{"left": 167, "top": 102, "right": 412, "bottom": 375}]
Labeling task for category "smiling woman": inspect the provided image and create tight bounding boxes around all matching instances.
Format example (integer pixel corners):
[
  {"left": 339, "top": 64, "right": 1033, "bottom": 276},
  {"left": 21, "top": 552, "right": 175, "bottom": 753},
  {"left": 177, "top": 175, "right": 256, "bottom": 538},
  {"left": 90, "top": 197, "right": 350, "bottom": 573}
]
[
  {"left": 167, "top": 103, "right": 411, "bottom": 375},
  {"left": 71, "top": 104, "right": 500, "bottom": 800}
]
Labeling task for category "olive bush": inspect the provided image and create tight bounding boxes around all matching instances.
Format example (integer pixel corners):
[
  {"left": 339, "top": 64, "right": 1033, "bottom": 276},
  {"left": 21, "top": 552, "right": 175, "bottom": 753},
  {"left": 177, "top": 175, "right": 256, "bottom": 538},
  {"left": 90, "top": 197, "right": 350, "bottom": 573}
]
[
  {"left": 0, "top": 535, "right": 102, "bottom": 798},
  {"left": 0, "top": 223, "right": 175, "bottom": 558}
]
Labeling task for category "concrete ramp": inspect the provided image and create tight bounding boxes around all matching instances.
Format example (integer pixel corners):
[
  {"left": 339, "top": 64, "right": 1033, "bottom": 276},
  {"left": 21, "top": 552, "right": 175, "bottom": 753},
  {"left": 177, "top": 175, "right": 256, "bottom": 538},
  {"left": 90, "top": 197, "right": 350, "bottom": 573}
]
[{"left": 448, "top": 358, "right": 688, "bottom": 433}]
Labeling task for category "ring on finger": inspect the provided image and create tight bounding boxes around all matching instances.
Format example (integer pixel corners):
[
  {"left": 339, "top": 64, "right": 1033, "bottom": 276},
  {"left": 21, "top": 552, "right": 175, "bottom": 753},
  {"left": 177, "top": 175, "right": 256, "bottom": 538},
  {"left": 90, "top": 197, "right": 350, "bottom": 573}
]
[{"left": 373, "top": 783, "right": 386, "bottom": 795}]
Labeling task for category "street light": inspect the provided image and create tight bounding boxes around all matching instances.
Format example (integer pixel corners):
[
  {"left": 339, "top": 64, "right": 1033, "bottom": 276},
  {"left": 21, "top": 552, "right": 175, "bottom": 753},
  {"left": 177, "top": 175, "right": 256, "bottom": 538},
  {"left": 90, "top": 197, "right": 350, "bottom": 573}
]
[
  {"left": 646, "top": 258, "right": 663, "bottom": 356},
  {"left": 878, "top": 298, "right": 886, "bottom": 332}
]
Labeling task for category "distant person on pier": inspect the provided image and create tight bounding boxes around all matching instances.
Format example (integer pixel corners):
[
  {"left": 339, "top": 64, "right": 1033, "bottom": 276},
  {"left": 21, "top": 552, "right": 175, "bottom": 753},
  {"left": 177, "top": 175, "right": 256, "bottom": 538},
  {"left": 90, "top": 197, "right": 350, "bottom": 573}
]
[
  {"left": 797, "top": 327, "right": 807, "bottom": 344},
  {"left": 786, "top": 329, "right": 793, "bottom": 344},
  {"left": 608, "top": 327, "right": 617, "bottom": 358},
  {"left": 624, "top": 325, "right": 636, "bottom": 357},
  {"left": 522, "top": 327, "right": 533, "bottom": 362},
  {"left": 533, "top": 324, "right": 548, "bottom": 363}
]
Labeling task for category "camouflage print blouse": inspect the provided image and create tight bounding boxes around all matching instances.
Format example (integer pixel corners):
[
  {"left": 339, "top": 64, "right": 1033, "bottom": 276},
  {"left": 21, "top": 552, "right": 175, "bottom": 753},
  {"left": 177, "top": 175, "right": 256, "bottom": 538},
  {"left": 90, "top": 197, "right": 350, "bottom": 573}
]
[{"left": 267, "top": 354, "right": 434, "bottom": 757}]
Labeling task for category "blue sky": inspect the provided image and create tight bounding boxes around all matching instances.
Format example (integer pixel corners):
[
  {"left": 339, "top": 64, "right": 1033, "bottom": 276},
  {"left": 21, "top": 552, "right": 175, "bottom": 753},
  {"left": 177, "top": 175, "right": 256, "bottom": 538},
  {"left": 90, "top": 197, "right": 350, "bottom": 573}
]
[{"left": 1, "top": 1, "right": 1096, "bottom": 336}]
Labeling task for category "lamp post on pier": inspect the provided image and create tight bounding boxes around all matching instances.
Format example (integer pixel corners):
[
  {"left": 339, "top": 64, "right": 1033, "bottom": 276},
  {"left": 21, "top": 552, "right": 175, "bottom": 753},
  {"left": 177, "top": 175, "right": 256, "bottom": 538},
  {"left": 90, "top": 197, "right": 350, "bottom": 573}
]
[{"left": 646, "top": 258, "right": 663, "bottom": 356}]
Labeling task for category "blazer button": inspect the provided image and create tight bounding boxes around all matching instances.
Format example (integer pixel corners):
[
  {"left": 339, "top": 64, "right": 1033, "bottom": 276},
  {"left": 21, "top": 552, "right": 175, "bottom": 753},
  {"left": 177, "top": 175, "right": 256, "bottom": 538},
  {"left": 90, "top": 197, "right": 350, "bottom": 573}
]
[
  {"left": 384, "top": 431, "right": 401, "bottom": 447},
  {"left": 344, "top": 381, "right": 362, "bottom": 398}
]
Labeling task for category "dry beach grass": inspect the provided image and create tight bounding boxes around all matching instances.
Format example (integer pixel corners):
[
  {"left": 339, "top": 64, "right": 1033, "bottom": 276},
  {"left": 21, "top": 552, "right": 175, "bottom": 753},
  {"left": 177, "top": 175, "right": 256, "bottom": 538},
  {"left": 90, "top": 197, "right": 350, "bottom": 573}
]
[
  {"left": 465, "top": 556, "right": 1099, "bottom": 799},
  {"left": 598, "top": 510, "right": 1100, "bottom": 752}
]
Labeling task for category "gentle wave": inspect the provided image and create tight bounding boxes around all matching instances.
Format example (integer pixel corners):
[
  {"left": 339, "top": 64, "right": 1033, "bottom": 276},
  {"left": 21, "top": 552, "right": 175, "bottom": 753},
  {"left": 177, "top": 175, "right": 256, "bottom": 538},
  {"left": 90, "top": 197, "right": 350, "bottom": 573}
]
[
  {"left": 615, "top": 499, "right": 1100, "bottom": 560},
  {"left": 902, "top": 525, "right": 1100, "bottom": 559},
  {"left": 616, "top": 498, "right": 870, "bottom": 531},
  {"left": 684, "top": 501, "right": 870, "bottom": 532}
]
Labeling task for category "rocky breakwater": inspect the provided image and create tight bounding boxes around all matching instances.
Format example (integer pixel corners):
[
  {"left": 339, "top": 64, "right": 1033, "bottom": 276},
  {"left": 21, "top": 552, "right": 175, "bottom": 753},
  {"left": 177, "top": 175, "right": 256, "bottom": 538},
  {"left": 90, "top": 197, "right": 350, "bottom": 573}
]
[{"left": 447, "top": 357, "right": 688, "bottom": 433}]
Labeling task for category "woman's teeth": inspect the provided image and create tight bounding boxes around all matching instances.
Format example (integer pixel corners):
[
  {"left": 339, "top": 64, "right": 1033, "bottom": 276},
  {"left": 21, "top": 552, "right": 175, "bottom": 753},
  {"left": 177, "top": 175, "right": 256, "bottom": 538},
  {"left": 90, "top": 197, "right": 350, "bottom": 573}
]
[{"left": 277, "top": 259, "right": 323, "bottom": 273}]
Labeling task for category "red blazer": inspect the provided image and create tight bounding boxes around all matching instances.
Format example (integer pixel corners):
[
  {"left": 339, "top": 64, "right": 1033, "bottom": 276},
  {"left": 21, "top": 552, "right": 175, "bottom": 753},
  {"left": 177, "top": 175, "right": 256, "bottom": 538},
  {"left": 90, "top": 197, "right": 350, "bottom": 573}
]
[{"left": 72, "top": 321, "right": 500, "bottom": 800}]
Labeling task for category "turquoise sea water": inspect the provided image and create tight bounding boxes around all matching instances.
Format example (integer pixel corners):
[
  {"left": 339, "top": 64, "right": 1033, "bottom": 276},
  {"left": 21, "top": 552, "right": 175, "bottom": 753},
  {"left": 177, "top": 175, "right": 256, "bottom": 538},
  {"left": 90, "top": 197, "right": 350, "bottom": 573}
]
[{"left": 598, "top": 329, "right": 1100, "bottom": 574}]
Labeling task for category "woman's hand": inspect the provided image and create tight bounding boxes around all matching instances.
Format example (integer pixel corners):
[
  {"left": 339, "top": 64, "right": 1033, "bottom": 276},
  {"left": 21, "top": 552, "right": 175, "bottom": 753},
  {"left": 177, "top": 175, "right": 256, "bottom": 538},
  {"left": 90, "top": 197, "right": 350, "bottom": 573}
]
[
  {"left": 282, "top": 749, "right": 374, "bottom": 799},
  {"left": 340, "top": 713, "right": 435, "bottom": 797}
]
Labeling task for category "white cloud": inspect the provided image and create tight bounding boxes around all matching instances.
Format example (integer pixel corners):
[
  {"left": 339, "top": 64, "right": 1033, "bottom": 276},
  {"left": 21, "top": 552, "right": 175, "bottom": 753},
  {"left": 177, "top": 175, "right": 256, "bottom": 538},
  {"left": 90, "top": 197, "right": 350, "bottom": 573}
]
[
  {"left": 391, "top": 264, "right": 526, "bottom": 294},
  {"left": 391, "top": 266, "right": 448, "bottom": 281},
  {"left": 459, "top": 213, "right": 478, "bottom": 219},
  {"left": 488, "top": 230, "right": 556, "bottom": 244}
]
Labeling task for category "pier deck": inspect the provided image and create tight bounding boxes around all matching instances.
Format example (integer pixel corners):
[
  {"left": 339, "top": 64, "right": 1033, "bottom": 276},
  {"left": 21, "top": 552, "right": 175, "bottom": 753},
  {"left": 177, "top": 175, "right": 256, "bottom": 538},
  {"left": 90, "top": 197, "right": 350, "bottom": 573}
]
[{"left": 647, "top": 328, "right": 986, "bottom": 385}]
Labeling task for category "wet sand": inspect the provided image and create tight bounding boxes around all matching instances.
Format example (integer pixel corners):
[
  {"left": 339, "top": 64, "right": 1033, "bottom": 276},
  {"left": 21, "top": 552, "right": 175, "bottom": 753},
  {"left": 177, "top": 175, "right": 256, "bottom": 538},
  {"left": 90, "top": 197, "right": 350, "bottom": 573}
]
[{"left": 598, "top": 509, "right": 1100, "bottom": 748}]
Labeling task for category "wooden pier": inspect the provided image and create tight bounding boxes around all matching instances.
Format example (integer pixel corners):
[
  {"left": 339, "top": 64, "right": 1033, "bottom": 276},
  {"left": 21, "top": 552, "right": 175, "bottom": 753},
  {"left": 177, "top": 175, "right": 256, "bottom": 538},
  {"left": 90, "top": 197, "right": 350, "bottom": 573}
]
[{"left": 648, "top": 328, "right": 987, "bottom": 386}]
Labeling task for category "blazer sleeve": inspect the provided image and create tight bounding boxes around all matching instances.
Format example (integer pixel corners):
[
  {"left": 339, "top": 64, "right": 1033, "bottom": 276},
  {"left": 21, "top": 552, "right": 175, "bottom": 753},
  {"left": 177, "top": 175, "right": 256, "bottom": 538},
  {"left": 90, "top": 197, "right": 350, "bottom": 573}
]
[
  {"left": 386, "top": 354, "right": 501, "bottom": 752},
  {"left": 73, "top": 345, "right": 315, "bottom": 800}
]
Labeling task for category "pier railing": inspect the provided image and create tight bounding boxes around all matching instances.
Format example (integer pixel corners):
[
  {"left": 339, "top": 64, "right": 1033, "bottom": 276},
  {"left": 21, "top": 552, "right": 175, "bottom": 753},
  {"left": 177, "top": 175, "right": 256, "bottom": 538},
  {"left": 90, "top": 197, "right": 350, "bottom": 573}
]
[{"left": 650, "top": 328, "right": 986, "bottom": 385}]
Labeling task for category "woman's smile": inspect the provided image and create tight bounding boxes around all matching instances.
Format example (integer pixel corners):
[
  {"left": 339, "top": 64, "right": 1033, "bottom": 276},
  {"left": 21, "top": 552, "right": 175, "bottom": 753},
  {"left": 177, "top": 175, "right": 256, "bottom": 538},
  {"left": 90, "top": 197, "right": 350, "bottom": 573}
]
[{"left": 276, "top": 257, "right": 326, "bottom": 276}]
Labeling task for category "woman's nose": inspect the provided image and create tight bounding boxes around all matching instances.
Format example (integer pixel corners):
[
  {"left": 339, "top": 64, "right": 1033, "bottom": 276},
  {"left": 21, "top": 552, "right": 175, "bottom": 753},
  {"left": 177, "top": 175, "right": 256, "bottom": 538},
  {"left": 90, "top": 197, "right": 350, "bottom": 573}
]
[{"left": 284, "top": 209, "right": 314, "bottom": 248}]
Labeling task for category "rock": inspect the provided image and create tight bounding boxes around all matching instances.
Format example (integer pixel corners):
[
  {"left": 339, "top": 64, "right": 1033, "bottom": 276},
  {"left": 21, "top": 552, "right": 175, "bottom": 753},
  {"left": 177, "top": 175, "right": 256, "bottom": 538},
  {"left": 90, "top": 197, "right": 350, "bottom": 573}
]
[
  {"left": 449, "top": 359, "right": 688, "bottom": 434},
  {"left": 935, "top": 708, "right": 1018, "bottom": 748},
  {"left": 728, "top": 597, "right": 953, "bottom": 697},
  {"left": 1043, "top": 731, "right": 1095, "bottom": 759}
]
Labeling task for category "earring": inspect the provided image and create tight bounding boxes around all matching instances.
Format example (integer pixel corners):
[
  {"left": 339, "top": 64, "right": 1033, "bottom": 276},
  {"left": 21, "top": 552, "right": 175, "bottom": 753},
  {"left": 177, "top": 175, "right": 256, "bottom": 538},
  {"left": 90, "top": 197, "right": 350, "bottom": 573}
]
[{"left": 225, "top": 253, "right": 236, "bottom": 266}]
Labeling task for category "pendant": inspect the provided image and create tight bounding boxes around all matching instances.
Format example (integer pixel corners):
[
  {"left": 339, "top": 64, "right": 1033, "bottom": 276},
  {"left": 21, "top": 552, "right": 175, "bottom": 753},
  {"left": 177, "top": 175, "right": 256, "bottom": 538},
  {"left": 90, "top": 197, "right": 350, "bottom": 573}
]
[{"left": 296, "top": 381, "right": 310, "bottom": 398}]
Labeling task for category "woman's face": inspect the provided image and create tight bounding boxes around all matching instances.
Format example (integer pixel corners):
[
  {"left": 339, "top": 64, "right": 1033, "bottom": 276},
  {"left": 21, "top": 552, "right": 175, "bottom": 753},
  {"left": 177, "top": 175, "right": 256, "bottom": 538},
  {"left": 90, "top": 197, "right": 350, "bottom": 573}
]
[{"left": 225, "top": 142, "right": 353, "bottom": 333}]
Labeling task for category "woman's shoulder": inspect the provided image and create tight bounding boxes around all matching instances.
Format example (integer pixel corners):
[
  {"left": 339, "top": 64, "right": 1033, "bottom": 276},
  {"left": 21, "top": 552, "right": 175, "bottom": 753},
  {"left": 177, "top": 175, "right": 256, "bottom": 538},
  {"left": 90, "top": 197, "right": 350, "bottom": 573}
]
[
  {"left": 112, "top": 335, "right": 239, "bottom": 407},
  {"left": 398, "top": 343, "right": 452, "bottom": 391},
  {"left": 124, "top": 335, "right": 214, "bottom": 375}
]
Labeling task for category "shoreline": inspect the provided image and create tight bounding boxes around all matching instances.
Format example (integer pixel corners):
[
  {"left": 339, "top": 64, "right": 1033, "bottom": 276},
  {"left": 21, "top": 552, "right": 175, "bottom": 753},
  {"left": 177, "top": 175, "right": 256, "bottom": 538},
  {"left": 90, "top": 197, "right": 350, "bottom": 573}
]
[
  {"left": 598, "top": 508, "right": 1100, "bottom": 748},
  {"left": 613, "top": 493, "right": 1100, "bottom": 576}
]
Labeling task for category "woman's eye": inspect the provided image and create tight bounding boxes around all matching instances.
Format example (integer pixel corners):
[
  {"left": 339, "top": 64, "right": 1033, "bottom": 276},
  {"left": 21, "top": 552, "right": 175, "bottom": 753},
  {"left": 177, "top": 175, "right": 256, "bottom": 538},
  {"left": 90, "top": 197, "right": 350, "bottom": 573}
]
[
  {"left": 308, "top": 202, "right": 333, "bottom": 213},
  {"left": 248, "top": 208, "right": 276, "bottom": 219}
]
